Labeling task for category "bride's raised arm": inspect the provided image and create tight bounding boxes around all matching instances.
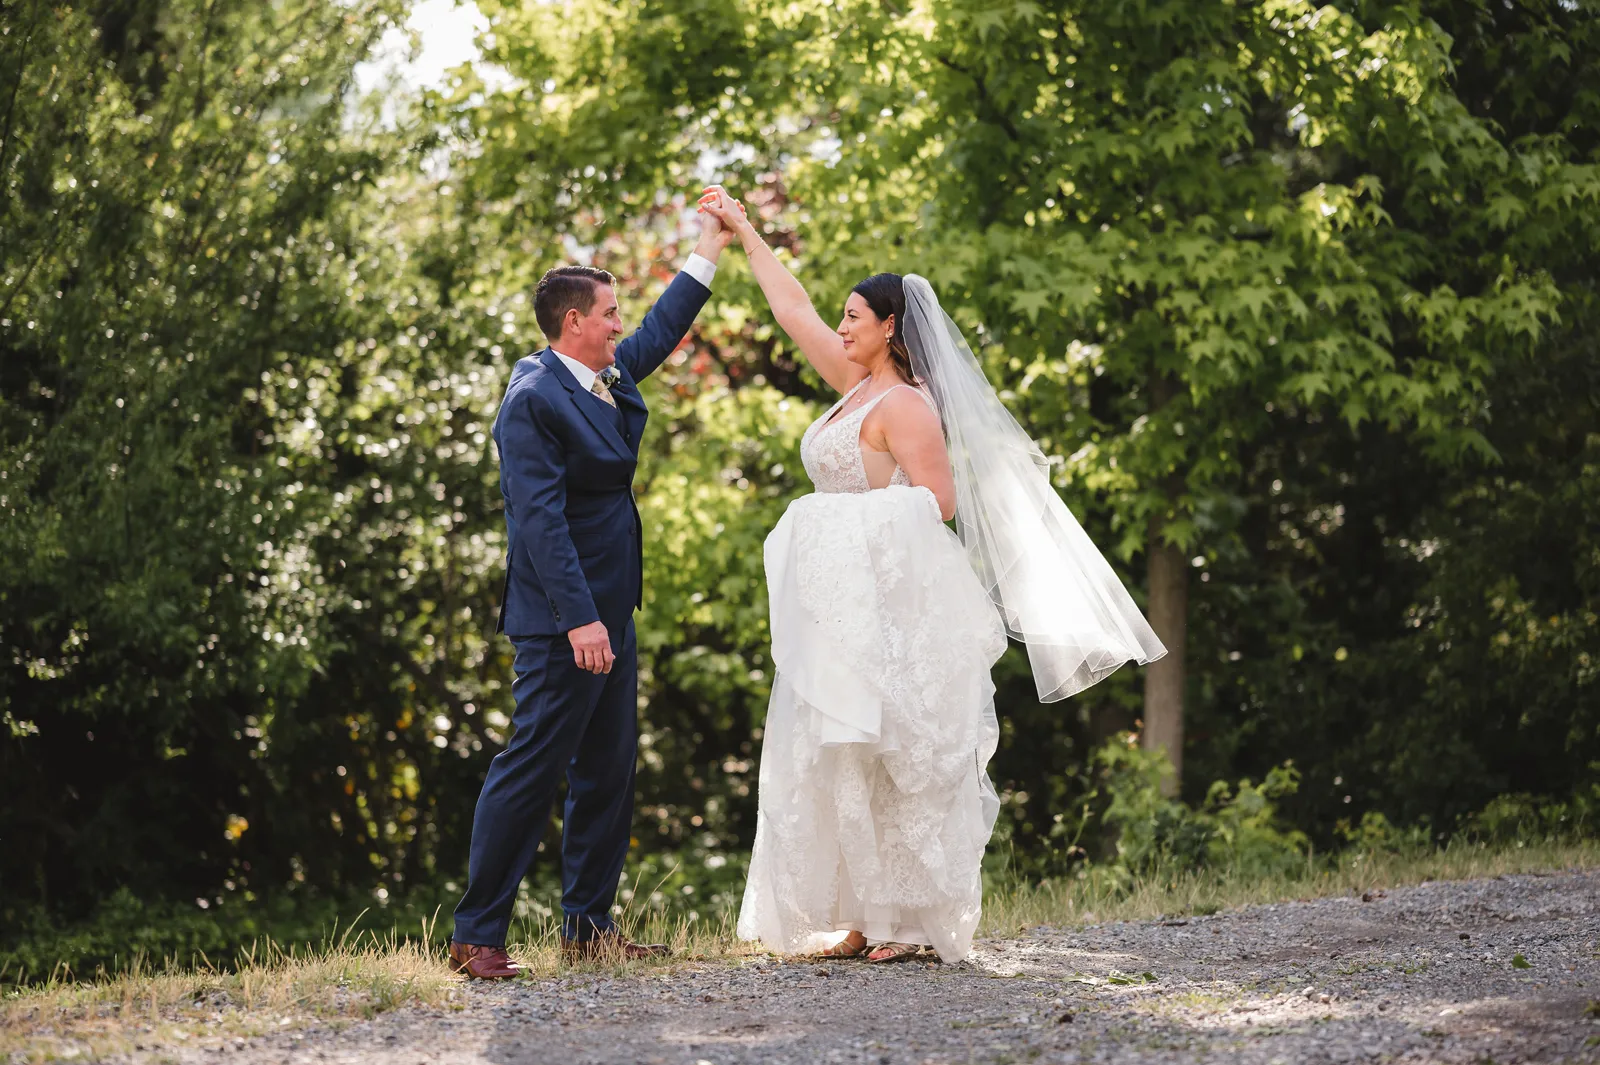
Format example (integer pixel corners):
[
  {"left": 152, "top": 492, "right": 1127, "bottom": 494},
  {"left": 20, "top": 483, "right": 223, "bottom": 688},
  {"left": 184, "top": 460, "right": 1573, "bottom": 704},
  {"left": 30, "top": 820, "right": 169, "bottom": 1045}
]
[{"left": 698, "top": 187, "right": 868, "bottom": 396}]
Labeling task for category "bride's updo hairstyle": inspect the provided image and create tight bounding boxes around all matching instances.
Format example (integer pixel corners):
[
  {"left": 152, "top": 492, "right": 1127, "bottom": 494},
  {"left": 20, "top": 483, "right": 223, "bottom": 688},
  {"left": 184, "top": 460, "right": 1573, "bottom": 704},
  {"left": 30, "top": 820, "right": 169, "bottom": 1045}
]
[{"left": 851, "top": 272, "right": 918, "bottom": 383}]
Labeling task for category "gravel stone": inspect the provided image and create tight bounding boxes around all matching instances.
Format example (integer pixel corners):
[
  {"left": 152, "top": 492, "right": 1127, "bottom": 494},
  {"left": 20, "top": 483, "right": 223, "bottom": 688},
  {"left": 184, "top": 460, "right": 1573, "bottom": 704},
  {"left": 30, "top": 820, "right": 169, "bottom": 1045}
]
[{"left": 172, "top": 869, "right": 1600, "bottom": 1064}]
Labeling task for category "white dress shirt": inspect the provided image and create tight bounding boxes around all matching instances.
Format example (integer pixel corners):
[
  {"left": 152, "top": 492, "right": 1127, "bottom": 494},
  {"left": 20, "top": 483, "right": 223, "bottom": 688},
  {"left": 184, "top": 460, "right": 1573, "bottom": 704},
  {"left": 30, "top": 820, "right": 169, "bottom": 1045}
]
[
  {"left": 550, "top": 252, "right": 717, "bottom": 388},
  {"left": 551, "top": 348, "right": 601, "bottom": 393}
]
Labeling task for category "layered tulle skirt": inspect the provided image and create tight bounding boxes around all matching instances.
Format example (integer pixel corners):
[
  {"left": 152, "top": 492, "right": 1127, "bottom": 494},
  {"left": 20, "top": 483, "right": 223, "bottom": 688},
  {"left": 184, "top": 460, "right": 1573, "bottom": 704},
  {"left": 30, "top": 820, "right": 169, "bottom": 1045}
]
[{"left": 736, "top": 485, "right": 1008, "bottom": 962}]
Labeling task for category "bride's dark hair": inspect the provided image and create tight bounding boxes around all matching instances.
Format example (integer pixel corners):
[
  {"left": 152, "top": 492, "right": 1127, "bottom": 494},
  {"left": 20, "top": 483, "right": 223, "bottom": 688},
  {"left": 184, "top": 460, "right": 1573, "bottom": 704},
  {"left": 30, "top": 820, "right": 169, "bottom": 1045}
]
[{"left": 851, "top": 272, "right": 918, "bottom": 383}]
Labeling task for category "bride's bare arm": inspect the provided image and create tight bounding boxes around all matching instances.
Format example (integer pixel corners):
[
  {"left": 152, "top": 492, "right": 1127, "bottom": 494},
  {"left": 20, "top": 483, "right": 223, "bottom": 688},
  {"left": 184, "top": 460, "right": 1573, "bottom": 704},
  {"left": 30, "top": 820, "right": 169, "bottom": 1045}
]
[
  {"left": 871, "top": 390, "right": 957, "bottom": 520},
  {"left": 699, "top": 188, "right": 868, "bottom": 396}
]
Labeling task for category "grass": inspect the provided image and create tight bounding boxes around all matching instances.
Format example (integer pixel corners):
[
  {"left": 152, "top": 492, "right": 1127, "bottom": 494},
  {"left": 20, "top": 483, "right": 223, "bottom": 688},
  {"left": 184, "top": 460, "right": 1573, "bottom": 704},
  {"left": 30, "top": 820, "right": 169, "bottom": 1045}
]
[
  {"left": 4, "top": 838, "right": 1597, "bottom": 1062},
  {"left": 0, "top": 906, "right": 758, "bottom": 1064},
  {"left": 978, "top": 837, "right": 1600, "bottom": 936},
  {"left": 1, "top": 926, "right": 457, "bottom": 1063}
]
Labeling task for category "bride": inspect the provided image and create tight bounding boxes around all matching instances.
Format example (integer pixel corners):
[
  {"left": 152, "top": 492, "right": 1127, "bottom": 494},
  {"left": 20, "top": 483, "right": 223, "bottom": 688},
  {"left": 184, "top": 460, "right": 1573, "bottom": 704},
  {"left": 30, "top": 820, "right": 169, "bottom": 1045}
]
[{"left": 697, "top": 188, "right": 1166, "bottom": 964}]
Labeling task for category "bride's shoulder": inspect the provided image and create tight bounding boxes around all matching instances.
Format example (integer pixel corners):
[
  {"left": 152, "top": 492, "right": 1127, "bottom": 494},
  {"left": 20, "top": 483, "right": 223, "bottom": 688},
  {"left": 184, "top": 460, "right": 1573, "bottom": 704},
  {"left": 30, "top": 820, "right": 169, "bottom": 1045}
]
[
  {"left": 869, "top": 384, "right": 940, "bottom": 433},
  {"left": 877, "top": 384, "right": 938, "bottom": 417}
]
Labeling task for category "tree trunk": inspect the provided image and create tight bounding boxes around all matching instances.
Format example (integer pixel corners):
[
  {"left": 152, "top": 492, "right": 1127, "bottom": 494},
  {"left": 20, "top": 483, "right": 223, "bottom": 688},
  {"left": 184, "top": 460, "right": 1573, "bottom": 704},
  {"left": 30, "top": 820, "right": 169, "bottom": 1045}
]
[
  {"left": 1142, "top": 368, "right": 1188, "bottom": 797},
  {"left": 1143, "top": 527, "right": 1188, "bottom": 796}
]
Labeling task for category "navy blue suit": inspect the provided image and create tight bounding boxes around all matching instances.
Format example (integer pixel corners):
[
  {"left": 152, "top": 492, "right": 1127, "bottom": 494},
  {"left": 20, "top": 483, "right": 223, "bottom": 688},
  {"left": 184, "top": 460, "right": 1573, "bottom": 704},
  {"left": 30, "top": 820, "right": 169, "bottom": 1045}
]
[{"left": 453, "top": 270, "right": 711, "bottom": 947}]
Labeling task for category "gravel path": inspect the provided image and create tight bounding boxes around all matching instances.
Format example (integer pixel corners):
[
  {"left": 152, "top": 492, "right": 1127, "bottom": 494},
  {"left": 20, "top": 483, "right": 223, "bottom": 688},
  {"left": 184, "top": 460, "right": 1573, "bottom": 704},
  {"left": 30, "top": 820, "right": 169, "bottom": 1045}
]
[{"left": 198, "top": 870, "right": 1600, "bottom": 1064}]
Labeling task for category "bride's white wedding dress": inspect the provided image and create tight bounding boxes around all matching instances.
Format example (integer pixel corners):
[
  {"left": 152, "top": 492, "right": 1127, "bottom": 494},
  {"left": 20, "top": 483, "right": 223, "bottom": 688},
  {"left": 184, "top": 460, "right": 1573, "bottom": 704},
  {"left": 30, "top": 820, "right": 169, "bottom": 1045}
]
[
  {"left": 735, "top": 275, "right": 1166, "bottom": 964},
  {"left": 736, "top": 381, "right": 1008, "bottom": 963}
]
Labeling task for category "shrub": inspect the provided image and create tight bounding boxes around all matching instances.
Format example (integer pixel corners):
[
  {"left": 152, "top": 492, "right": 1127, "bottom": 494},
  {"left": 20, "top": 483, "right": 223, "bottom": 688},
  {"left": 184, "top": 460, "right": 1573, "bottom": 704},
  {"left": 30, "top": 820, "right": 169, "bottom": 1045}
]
[{"left": 1096, "top": 734, "right": 1309, "bottom": 879}]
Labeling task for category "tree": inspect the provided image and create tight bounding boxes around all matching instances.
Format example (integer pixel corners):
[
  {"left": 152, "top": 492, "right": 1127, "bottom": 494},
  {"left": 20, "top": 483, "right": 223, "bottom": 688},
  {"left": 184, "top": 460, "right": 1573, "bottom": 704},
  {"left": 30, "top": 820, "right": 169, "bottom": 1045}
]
[{"left": 0, "top": 0, "right": 523, "bottom": 927}]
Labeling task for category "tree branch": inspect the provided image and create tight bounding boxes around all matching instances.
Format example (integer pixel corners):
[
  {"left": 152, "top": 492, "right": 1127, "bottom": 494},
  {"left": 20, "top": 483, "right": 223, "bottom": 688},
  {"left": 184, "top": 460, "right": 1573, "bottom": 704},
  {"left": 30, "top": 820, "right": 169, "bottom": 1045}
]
[{"left": 934, "top": 54, "right": 1022, "bottom": 143}]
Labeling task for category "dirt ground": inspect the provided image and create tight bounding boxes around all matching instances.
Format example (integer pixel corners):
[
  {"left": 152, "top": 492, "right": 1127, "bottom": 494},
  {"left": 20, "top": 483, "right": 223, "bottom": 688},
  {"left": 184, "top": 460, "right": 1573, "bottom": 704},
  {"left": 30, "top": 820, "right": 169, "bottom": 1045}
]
[{"left": 152, "top": 868, "right": 1600, "bottom": 1064}]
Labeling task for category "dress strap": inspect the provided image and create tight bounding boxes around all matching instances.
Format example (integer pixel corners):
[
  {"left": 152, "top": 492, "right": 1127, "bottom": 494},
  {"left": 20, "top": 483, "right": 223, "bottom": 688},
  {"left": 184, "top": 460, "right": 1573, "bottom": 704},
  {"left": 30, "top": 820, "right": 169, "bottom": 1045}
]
[
  {"left": 860, "top": 383, "right": 938, "bottom": 416},
  {"left": 823, "top": 381, "right": 938, "bottom": 433}
]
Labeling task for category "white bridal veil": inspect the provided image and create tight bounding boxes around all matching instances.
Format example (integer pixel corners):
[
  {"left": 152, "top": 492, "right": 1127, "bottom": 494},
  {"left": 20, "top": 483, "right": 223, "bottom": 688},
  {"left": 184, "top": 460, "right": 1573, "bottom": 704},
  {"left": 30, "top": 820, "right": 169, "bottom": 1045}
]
[{"left": 901, "top": 274, "right": 1168, "bottom": 701}]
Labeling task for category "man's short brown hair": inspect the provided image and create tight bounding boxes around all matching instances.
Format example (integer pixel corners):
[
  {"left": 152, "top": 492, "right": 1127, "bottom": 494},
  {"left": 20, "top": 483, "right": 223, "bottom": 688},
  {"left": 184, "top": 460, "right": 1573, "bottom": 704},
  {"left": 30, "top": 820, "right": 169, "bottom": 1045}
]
[{"left": 533, "top": 265, "right": 616, "bottom": 341}]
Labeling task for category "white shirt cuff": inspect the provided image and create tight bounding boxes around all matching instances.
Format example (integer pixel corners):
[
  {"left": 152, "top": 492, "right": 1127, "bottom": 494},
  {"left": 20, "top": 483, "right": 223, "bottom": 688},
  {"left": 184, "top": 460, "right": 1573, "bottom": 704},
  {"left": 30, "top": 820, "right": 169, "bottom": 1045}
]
[{"left": 681, "top": 252, "right": 717, "bottom": 290}]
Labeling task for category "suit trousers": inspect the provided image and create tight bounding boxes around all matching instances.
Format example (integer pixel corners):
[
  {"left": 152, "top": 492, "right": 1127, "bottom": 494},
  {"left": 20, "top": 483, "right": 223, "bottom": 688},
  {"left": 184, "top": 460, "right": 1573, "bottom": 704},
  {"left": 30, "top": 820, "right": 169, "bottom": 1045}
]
[{"left": 451, "top": 619, "right": 639, "bottom": 946}]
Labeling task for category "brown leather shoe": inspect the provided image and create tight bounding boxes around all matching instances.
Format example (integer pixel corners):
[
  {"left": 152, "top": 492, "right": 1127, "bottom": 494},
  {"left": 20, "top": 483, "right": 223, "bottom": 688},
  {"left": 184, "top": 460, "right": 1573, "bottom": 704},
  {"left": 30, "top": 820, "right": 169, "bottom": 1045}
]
[
  {"left": 559, "top": 930, "right": 671, "bottom": 962},
  {"left": 448, "top": 940, "right": 525, "bottom": 979}
]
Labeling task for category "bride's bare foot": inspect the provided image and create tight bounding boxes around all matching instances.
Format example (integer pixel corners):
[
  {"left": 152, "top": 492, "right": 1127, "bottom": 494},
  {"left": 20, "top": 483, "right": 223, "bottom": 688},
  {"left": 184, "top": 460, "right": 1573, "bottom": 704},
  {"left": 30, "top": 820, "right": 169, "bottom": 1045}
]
[{"left": 816, "top": 930, "right": 868, "bottom": 958}]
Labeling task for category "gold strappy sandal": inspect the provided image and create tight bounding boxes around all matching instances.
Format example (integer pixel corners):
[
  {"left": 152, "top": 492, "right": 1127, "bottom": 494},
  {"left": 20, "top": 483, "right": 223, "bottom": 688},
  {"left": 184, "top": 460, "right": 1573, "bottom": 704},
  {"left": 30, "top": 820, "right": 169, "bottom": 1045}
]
[
  {"left": 865, "top": 941, "right": 924, "bottom": 964},
  {"left": 814, "top": 931, "right": 870, "bottom": 959}
]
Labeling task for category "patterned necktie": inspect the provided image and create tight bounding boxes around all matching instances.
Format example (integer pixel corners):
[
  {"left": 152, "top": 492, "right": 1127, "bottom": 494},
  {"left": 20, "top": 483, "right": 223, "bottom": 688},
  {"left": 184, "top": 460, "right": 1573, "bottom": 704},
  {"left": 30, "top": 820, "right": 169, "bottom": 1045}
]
[{"left": 590, "top": 377, "right": 617, "bottom": 408}]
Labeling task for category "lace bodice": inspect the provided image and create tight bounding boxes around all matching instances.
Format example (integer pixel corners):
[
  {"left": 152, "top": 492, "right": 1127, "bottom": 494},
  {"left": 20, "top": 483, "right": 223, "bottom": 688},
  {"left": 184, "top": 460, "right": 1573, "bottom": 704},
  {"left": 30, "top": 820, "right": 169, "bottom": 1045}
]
[{"left": 800, "top": 381, "right": 936, "bottom": 494}]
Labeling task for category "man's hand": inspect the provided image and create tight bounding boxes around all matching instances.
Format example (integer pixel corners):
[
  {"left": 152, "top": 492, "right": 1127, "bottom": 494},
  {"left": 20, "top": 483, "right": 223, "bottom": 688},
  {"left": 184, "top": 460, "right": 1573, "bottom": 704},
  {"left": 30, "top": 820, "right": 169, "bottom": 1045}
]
[
  {"left": 696, "top": 185, "right": 754, "bottom": 252},
  {"left": 701, "top": 198, "right": 736, "bottom": 249},
  {"left": 567, "top": 620, "right": 614, "bottom": 674}
]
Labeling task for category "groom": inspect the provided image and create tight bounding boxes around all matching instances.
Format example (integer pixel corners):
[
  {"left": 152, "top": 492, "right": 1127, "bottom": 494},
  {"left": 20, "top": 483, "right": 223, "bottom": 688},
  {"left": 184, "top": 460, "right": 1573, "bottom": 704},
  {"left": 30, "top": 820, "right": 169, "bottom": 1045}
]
[{"left": 448, "top": 193, "right": 737, "bottom": 978}]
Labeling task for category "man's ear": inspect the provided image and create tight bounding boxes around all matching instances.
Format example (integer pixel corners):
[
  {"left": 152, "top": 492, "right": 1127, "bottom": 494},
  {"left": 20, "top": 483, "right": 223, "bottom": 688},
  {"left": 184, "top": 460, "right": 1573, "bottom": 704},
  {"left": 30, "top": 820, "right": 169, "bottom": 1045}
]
[{"left": 564, "top": 306, "right": 583, "bottom": 336}]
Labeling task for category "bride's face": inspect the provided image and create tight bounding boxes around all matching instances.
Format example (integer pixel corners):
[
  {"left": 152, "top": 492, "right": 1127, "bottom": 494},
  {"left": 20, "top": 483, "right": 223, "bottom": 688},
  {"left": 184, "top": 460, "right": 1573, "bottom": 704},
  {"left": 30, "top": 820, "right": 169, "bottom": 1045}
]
[{"left": 838, "top": 293, "right": 891, "bottom": 369}]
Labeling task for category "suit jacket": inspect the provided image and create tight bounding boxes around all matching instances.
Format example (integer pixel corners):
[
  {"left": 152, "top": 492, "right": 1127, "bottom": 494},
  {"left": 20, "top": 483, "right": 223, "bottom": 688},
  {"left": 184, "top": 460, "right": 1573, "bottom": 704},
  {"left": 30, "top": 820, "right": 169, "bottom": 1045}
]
[{"left": 492, "top": 271, "right": 710, "bottom": 637}]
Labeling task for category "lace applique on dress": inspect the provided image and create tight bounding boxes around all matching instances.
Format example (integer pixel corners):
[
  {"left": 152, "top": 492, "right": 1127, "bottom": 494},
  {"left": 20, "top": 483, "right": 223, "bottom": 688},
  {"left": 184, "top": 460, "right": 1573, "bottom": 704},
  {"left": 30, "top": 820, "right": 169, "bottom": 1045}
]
[{"left": 799, "top": 381, "right": 936, "bottom": 495}]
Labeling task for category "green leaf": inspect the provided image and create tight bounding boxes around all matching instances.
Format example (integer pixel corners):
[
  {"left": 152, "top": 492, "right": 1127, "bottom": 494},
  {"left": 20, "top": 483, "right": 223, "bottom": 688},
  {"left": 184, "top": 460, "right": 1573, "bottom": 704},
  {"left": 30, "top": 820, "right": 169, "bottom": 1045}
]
[{"left": 1010, "top": 288, "right": 1055, "bottom": 323}]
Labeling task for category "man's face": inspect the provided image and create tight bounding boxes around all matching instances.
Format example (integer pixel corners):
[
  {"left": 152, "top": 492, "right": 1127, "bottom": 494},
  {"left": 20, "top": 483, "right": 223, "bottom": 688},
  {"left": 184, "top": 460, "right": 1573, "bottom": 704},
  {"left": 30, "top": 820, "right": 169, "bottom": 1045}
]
[{"left": 565, "top": 283, "right": 624, "bottom": 366}]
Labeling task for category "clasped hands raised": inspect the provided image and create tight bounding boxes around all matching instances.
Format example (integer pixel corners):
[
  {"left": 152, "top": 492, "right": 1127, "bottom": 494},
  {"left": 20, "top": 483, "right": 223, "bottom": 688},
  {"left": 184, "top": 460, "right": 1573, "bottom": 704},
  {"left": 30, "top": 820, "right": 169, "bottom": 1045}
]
[
  {"left": 564, "top": 185, "right": 754, "bottom": 677},
  {"left": 696, "top": 184, "right": 756, "bottom": 248}
]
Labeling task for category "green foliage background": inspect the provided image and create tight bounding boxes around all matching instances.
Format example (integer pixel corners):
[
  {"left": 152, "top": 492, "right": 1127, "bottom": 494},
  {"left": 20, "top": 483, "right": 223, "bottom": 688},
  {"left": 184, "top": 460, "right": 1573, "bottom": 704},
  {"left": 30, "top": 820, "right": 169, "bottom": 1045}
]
[{"left": 2, "top": 0, "right": 1597, "bottom": 973}]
